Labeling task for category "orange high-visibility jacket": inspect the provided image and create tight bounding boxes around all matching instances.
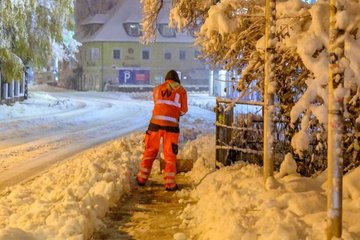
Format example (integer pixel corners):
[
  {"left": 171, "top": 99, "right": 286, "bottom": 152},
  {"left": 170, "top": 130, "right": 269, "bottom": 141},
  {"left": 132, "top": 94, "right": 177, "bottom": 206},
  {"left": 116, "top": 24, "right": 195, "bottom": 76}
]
[{"left": 150, "top": 80, "right": 188, "bottom": 127}]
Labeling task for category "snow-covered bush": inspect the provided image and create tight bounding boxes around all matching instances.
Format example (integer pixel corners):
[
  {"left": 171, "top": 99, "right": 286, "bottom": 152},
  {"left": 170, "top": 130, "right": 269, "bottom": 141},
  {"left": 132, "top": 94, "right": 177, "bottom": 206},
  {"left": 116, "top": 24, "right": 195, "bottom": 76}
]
[{"left": 0, "top": 0, "right": 77, "bottom": 81}]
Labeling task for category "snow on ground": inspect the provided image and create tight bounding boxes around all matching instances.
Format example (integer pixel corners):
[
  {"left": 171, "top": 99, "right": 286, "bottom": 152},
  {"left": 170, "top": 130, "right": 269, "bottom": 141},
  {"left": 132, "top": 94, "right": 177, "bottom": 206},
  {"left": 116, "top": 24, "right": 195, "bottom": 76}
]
[{"left": 0, "top": 85, "right": 359, "bottom": 239}]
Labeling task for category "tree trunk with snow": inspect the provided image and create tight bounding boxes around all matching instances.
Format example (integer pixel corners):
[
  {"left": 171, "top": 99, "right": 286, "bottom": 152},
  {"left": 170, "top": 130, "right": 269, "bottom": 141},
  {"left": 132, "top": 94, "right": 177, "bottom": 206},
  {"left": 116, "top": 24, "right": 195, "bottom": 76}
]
[
  {"left": 327, "top": 0, "right": 345, "bottom": 238},
  {"left": 263, "top": 0, "right": 276, "bottom": 182}
]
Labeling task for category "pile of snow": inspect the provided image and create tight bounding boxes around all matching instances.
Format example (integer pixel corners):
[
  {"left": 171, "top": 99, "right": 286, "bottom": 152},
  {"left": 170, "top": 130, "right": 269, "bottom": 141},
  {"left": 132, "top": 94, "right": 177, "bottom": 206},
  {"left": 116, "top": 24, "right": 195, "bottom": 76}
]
[
  {"left": 0, "top": 92, "right": 78, "bottom": 121},
  {"left": 176, "top": 151, "right": 360, "bottom": 239},
  {"left": 0, "top": 133, "right": 144, "bottom": 239}
]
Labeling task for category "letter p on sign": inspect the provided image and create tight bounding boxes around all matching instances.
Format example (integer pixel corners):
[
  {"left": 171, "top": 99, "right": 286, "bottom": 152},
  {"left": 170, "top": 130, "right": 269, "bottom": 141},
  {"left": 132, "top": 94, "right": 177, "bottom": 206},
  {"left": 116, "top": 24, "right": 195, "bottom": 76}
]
[{"left": 124, "top": 71, "right": 131, "bottom": 83}]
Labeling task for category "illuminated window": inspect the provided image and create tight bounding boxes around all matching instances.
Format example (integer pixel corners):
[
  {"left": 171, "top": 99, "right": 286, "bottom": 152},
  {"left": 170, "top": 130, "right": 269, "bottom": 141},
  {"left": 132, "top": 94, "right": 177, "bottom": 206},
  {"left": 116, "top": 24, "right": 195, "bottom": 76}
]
[
  {"left": 158, "top": 23, "right": 176, "bottom": 38},
  {"left": 123, "top": 23, "right": 143, "bottom": 37},
  {"left": 113, "top": 49, "right": 121, "bottom": 60},
  {"left": 142, "top": 49, "right": 150, "bottom": 60}
]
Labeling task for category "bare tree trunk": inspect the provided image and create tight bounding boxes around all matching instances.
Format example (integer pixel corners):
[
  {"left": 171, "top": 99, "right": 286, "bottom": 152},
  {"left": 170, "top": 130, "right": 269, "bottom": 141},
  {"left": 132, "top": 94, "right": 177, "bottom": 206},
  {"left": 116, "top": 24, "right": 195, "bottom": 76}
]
[
  {"left": 327, "top": 0, "right": 345, "bottom": 238},
  {"left": 263, "top": 0, "right": 276, "bottom": 183}
]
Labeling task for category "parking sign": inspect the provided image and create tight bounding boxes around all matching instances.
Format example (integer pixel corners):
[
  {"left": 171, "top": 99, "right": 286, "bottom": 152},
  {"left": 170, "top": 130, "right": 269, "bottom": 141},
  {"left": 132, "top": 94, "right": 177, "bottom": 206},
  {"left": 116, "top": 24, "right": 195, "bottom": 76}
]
[{"left": 118, "top": 69, "right": 150, "bottom": 84}]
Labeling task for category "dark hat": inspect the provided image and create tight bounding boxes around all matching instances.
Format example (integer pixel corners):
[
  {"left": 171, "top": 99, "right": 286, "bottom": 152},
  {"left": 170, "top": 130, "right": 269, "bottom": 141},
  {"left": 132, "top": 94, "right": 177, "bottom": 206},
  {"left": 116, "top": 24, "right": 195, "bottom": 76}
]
[{"left": 165, "top": 69, "right": 180, "bottom": 83}]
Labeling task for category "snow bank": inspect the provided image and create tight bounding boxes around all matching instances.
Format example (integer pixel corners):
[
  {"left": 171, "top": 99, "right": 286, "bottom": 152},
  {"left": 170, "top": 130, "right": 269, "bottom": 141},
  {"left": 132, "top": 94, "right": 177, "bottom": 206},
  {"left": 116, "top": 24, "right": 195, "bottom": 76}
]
[
  {"left": 178, "top": 138, "right": 360, "bottom": 239},
  {"left": 0, "top": 133, "right": 144, "bottom": 239},
  {"left": 0, "top": 92, "right": 79, "bottom": 120}
]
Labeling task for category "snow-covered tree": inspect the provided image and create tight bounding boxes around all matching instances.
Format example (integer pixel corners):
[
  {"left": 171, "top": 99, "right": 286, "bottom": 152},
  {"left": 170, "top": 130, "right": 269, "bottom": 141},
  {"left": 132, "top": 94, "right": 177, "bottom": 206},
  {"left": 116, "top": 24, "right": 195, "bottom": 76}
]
[
  {"left": 141, "top": 0, "right": 360, "bottom": 175},
  {"left": 0, "top": 0, "right": 77, "bottom": 82}
]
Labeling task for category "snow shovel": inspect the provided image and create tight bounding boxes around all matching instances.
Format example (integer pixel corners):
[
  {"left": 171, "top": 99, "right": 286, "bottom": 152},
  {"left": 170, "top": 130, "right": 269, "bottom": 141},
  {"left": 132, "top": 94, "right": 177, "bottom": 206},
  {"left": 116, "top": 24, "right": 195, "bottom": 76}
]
[{"left": 159, "top": 158, "right": 194, "bottom": 173}]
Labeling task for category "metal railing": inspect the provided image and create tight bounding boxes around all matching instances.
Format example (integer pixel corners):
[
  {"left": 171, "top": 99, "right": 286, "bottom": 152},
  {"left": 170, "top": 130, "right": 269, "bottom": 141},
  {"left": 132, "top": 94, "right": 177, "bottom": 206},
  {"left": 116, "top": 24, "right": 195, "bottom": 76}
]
[{"left": 0, "top": 73, "right": 27, "bottom": 105}]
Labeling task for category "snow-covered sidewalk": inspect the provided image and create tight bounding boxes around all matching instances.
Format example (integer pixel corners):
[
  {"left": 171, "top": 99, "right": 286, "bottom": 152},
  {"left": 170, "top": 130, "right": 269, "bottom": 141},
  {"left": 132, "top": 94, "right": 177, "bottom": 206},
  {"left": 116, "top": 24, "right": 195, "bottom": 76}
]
[{"left": 93, "top": 172, "right": 191, "bottom": 240}]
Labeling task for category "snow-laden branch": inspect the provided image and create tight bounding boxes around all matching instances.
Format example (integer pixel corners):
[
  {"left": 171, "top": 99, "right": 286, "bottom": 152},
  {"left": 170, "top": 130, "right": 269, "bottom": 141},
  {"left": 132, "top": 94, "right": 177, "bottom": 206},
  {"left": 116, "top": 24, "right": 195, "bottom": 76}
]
[{"left": 140, "top": 0, "right": 164, "bottom": 44}]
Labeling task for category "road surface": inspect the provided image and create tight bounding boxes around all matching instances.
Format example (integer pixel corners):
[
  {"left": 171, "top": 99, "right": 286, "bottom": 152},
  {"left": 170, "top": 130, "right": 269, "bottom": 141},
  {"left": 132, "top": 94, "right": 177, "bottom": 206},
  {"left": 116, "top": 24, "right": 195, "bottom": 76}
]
[{"left": 0, "top": 90, "right": 152, "bottom": 189}]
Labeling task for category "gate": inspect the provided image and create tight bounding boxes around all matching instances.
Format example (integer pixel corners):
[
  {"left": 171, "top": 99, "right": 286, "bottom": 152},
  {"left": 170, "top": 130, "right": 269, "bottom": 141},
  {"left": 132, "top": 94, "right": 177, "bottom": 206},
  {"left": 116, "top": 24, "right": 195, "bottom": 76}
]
[{"left": 215, "top": 98, "right": 264, "bottom": 167}]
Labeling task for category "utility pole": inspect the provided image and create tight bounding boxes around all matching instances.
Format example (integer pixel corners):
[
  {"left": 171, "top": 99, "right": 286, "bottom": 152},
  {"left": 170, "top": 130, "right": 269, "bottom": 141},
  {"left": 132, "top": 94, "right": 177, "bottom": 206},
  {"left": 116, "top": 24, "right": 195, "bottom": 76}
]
[
  {"left": 327, "top": 0, "right": 345, "bottom": 238},
  {"left": 263, "top": 0, "right": 276, "bottom": 182}
]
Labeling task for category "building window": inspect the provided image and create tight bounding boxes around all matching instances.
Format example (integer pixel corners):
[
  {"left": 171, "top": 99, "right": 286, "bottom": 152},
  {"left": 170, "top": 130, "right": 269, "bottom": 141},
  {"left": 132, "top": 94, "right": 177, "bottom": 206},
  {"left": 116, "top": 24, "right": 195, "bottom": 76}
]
[
  {"left": 142, "top": 49, "right": 150, "bottom": 60},
  {"left": 157, "top": 23, "right": 176, "bottom": 38},
  {"left": 90, "top": 48, "right": 100, "bottom": 60},
  {"left": 113, "top": 49, "right": 121, "bottom": 60},
  {"left": 123, "top": 23, "right": 143, "bottom": 37},
  {"left": 164, "top": 50, "right": 172, "bottom": 60},
  {"left": 179, "top": 50, "right": 186, "bottom": 60}
]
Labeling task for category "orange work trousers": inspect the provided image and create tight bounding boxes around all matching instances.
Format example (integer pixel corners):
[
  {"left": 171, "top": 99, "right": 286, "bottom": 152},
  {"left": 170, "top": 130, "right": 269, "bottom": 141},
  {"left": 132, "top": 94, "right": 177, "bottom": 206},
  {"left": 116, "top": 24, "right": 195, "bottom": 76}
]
[{"left": 137, "top": 129, "right": 179, "bottom": 188}]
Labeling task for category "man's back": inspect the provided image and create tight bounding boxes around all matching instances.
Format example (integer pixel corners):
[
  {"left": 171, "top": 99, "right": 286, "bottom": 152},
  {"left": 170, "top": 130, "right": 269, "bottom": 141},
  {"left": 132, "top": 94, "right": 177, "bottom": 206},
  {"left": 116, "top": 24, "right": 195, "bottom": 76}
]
[{"left": 151, "top": 80, "right": 188, "bottom": 127}]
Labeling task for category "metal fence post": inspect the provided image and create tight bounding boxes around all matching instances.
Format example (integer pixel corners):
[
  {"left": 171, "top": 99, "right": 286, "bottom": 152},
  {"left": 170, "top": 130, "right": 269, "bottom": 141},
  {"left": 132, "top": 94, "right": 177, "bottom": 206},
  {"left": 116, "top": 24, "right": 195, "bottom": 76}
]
[
  {"left": 215, "top": 99, "right": 222, "bottom": 166},
  {"left": 9, "top": 80, "right": 15, "bottom": 103},
  {"left": 215, "top": 99, "right": 234, "bottom": 166},
  {"left": 15, "top": 80, "right": 20, "bottom": 100},
  {"left": 224, "top": 106, "right": 233, "bottom": 150},
  {"left": 3, "top": 83, "right": 8, "bottom": 101}
]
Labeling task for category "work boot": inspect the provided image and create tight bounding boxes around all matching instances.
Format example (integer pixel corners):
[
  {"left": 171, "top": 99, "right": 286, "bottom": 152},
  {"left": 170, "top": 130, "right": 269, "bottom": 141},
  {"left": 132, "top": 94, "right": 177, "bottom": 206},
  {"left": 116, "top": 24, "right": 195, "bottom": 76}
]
[
  {"left": 136, "top": 177, "right": 146, "bottom": 186},
  {"left": 165, "top": 184, "right": 178, "bottom": 191}
]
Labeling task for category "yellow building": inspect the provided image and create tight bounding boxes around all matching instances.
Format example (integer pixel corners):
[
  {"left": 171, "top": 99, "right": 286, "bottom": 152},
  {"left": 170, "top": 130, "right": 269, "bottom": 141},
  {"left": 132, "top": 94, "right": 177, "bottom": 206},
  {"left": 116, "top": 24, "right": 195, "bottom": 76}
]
[{"left": 77, "top": 0, "right": 209, "bottom": 91}]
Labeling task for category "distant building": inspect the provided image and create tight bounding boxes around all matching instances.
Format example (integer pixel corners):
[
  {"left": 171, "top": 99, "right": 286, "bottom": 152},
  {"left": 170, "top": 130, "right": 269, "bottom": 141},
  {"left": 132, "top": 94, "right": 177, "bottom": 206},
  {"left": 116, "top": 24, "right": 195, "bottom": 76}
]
[{"left": 76, "top": 0, "right": 209, "bottom": 91}]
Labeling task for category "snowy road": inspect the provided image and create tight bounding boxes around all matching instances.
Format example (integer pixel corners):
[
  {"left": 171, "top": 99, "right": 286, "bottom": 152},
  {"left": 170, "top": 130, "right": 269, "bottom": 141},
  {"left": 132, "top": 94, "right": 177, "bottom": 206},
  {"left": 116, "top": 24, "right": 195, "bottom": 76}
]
[{"left": 0, "top": 90, "right": 153, "bottom": 189}]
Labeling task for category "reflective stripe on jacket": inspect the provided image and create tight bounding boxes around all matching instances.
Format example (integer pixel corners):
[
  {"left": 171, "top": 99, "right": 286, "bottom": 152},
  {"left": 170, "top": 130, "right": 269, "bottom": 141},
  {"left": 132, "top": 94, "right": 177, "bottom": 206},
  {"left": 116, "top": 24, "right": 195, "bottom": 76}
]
[{"left": 151, "top": 80, "right": 188, "bottom": 127}]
